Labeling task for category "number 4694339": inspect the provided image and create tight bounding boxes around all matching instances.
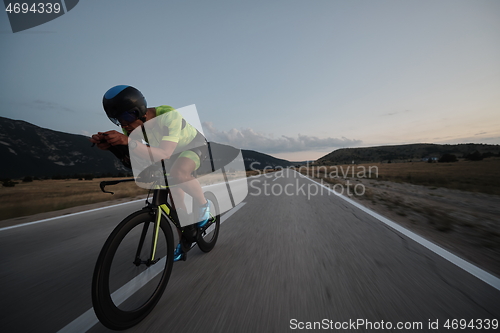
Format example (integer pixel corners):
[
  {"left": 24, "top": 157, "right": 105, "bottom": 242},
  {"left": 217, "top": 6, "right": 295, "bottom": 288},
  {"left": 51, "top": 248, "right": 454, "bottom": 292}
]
[{"left": 5, "top": 2, "right": 61, "bottom": 14}]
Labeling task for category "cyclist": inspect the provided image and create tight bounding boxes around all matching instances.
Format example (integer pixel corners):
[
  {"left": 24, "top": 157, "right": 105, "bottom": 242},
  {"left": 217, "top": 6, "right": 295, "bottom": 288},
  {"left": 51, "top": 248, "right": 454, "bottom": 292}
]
[{"left": 90, "top": 85, "right": 210, "bottom": 261}]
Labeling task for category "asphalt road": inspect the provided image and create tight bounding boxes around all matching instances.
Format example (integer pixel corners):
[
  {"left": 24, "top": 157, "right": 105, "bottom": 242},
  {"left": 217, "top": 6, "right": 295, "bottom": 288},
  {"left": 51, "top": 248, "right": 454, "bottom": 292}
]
[{"left": 1, "top": 172, "right": 499, "bottom": 332}]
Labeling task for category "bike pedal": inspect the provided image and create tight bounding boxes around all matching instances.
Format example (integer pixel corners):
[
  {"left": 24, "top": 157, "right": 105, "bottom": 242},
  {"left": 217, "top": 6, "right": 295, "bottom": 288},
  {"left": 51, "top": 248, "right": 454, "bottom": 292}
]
[{"left": 176, "top": 252, "right": 187, "bottom": 262}]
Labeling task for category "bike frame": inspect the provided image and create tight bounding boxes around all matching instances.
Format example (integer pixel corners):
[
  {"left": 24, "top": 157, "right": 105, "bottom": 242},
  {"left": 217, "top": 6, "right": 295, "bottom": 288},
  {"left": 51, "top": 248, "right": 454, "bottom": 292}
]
[
  {"left": 150, "top": 189, "right": 179, "bottom": 263},
  {"left": 100, "top": 178, "right": 181, "bottom": 265}
]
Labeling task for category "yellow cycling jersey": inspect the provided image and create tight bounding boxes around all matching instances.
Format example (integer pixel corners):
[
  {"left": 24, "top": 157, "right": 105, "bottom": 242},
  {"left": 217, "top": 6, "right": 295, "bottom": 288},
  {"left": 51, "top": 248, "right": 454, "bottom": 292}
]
[{"left": 123, "top": 105, "right": 199, "bottom": 154}]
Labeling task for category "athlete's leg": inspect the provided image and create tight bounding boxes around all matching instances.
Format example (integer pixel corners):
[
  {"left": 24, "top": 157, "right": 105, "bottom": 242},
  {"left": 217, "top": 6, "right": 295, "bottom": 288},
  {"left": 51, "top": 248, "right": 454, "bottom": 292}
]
[
  {"left": 170, "top": 156, "right": 207, "bottom": 261},
  {"left": 169, "top": 187, "right": 185, "bottom": 241},
  {"left": 169, "top": 186, "right": 186, "bottom": 211},
  {"left": 169, "top": 156, "right": 207, "bottom": 206}
]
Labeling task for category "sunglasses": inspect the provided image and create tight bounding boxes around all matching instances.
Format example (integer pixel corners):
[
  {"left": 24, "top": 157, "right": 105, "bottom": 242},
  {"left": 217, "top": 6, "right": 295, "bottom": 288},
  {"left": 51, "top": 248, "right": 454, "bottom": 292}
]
[{"left": 109, "top": 110, "right": 139, "bottom": 126}]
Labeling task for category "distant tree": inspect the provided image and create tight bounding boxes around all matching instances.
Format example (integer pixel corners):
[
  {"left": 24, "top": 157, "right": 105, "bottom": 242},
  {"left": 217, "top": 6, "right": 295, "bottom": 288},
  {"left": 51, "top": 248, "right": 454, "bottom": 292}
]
[
  {"left": 22, "top": 176, "right": 33, "bottom": 182},
  {"left": 2, "top": 180, "right": 17, "bottom": 187},
  {"left": 84, "top": 174, "right": 94, "bottom": 180},
  {"left": 438, "top": 154, "right": 458, "bottom": 163},
  {"left": 464, "top": 151, "right": 483, "bottom": 161}
]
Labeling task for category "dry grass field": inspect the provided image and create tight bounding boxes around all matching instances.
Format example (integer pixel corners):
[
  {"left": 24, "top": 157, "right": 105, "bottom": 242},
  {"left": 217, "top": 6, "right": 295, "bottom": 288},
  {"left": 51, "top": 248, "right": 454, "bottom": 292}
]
[
  {"left": 302, "top": 157, "right": 500, "bottom": 195},
  {"left": 0, "top": 178, "right": 148, "bottom": 221}
]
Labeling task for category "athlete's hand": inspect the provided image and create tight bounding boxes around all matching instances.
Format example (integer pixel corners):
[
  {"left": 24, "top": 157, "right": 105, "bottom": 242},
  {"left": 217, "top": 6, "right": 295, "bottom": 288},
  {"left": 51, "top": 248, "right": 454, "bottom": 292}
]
[
  {"left": 103, "top": 130, "right": 129, "bottom": 146},
  {"left": 90, "top": 132, "right": 111, "bottom": 150}
]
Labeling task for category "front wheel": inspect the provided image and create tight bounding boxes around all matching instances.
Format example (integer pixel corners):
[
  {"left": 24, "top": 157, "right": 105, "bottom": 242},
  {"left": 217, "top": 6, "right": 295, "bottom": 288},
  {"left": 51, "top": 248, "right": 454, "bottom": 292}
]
[
  {"left": 92, "top": 210, "right": 174, "bottom": 330},
  {"left": 197, "top": 192, "right": 221, "bottom": 253}
]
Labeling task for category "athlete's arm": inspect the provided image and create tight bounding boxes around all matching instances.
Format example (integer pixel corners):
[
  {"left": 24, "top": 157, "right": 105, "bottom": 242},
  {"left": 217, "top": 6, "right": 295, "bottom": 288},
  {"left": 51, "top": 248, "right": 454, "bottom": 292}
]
[
  {"left": 128, "top": 139, "right": 178, "bottom": 161},
  {"left": 103, "top": 130, "right": 178, "bottom": 160}
]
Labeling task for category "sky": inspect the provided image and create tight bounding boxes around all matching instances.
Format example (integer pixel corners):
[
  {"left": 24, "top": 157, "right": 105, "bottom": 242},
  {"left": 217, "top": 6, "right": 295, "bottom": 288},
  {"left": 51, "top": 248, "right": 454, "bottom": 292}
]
[{"left": 1, "top": 0, "right": 499, "bottom": 161}]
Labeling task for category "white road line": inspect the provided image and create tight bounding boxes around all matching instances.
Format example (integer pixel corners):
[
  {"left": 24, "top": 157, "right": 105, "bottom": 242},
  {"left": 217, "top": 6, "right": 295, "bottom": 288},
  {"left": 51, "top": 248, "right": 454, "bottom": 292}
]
[
  {"left": 295, "top": 171, "right": 500, "bottom": 291},
  {"left": 0, "top": 199, "right": 146, "bottom": 232},
  {"left": 56, "top": 202, "right": 246, "bottom": 333}
]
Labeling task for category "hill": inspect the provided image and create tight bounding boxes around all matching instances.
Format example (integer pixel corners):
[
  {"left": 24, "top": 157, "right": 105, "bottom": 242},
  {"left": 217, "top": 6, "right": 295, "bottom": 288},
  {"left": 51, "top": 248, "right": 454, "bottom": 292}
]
[
  {"left": 0, "top": 116, "right": 291, "bottom": 179},
  {"left": 240, "top": 149, "right": 293, "bottom": 170},
  {"left": 0, "top": 116, "right": 129, "bottom": 179},
  {"left": 317, "top": 143, "right": 500, "bottom": 164}
]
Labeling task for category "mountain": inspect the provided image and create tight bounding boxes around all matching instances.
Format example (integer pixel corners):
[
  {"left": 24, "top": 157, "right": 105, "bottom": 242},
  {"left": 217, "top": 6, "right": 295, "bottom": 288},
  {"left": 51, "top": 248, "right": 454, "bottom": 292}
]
[
  {"left": 0, "top": 117, "right": 292, "bottom": 179},
  {"left": 317, "top": 143, "right": 500, "bottom": 164},
  {"left": 0, "top": 116, "right": 129, "bottom": 178},
  {"left": 240, "top": 149, "right": 294, "bottom": 170}
]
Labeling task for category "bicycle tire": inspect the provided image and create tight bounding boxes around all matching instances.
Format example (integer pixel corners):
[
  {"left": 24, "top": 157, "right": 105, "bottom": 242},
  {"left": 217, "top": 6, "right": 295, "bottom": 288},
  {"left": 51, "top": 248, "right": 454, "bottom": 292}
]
[
  {"left": 197, "top": 192, "right": 220, "bottom": 253},
  {"left": 92, "top": 210, "right": 174, "bottom": 330}
]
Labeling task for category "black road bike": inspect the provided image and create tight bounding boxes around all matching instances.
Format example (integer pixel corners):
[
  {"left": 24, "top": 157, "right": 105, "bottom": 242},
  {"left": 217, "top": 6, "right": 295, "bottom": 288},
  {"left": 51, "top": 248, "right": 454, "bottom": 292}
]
[{"left": 91, "top": 176, "right": 220, "bottom": 330}]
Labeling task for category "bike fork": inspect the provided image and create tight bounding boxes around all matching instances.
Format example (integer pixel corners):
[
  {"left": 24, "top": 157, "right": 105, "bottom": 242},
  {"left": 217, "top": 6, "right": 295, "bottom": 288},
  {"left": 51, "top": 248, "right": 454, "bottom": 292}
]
[
  {"left": 133, "top": 207, "right": 162, "bottom": 266},
  {"left": 150, "top": 206, "right": 162, "bottom": 263}
]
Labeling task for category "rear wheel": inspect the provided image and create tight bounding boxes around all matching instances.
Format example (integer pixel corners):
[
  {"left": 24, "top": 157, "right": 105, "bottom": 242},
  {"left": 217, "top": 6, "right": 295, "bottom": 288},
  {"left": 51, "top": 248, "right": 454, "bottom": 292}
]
[
  {"left": 92, "top": 210, "right": 174, "bottom": 330},
  {"left": 197, "top": 192, "right": 220, "bottom": 253}
]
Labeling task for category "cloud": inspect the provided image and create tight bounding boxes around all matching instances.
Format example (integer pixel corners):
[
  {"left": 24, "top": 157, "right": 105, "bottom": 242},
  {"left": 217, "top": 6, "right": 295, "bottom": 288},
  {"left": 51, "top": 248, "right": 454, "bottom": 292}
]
[
  {"left": 383, "top": 109, "right": 412, "bottom": 116},
  {"left": 31, "top": 100, "right": 75, "bottom": 113},
  {"left": 202, "top": 122, "right": 362, "bottom": 153}
]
